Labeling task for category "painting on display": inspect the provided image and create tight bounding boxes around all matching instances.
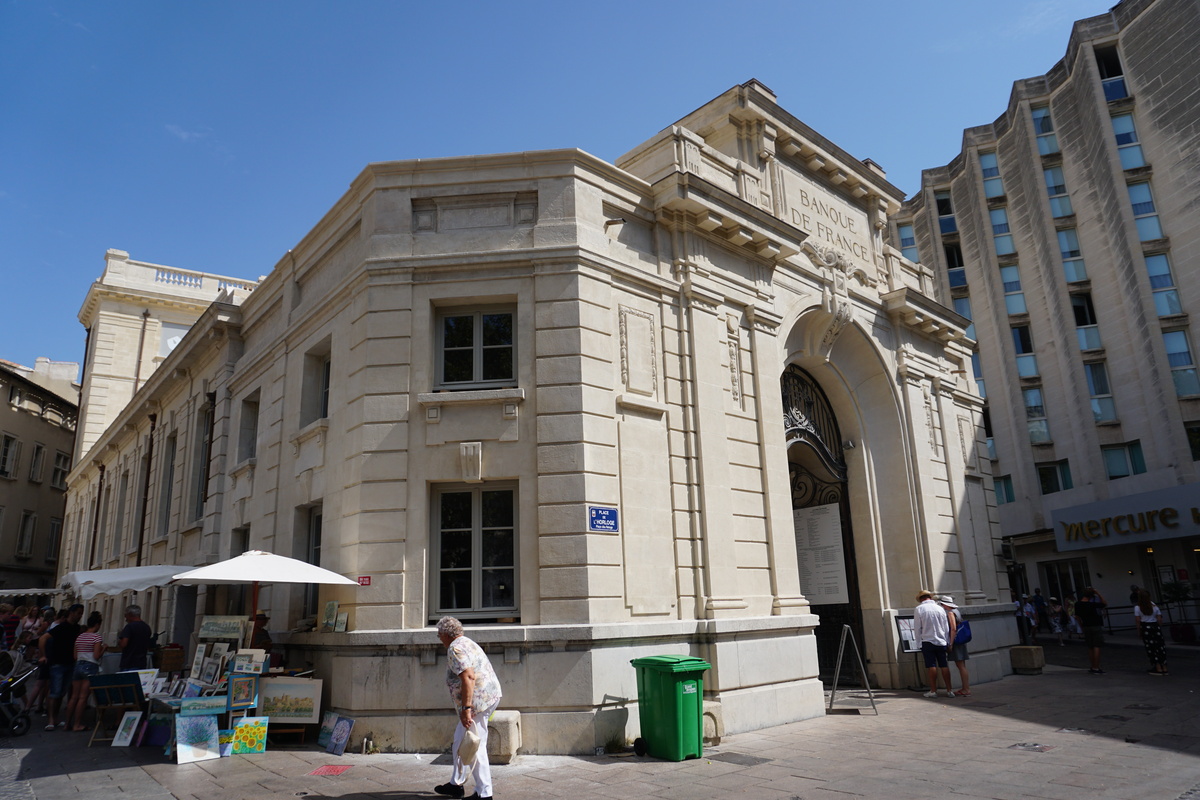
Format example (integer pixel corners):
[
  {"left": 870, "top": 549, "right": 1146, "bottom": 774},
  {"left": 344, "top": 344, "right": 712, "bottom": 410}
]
[
  {"left": 181, "top": 695, "right": 230, "bottom": 716},
  {"left": 200, "top": 658, "right": 221, "bottom": 685},
  {"left": 228, "top": 674, "right": 258, "bottom": 710},
  {"left": 259, "top": 678, "right": 322, "bottom": 724},
  {"left": 316, "top": 711, "right": 339, "bottom": 749},
  {"left": 111, "top": 711, "right": 142, "bottom": 747},
  {"left": 326, "top": 716, "right": 354, "bottom": 756},
  {"left": 334, "top": 612, "right": 348, "bottom": 632},
  {"left": 190, "top": 643, "right": 207, "bottom": 677},
  {"left": 199, "top": 616, "right": 248, "bottom": 640},
  {"left": 175, "top": 715, "right": 221, "bottom": 764},
  {"left": 231, "top": 716, "right": 269, "bottom": 755},
  {"left": 231, "top": 648, "right": 267, "bottom": 675},
  {"left": 217, "top": 728, "right": 234, "bottom": 757},
  {"left": 323, "top": 600, "right": 339, "bottom": 631}
]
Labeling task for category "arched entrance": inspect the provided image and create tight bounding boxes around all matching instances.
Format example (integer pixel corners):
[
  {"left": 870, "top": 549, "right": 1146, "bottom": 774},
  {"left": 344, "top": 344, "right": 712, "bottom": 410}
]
[{"left": 781, "top": 365, "right": 864, "bottom": 683}]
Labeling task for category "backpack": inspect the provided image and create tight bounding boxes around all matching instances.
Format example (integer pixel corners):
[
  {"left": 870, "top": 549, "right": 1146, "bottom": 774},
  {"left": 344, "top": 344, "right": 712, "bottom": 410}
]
[{"left": 953, "top": 619, "right": 973, "bottom": 645}]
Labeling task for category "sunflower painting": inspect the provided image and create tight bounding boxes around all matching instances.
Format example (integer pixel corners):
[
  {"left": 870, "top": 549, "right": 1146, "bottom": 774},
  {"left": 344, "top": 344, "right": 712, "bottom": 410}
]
[{"left": 232, "top": 716, "right": 269, "bottom": 755}]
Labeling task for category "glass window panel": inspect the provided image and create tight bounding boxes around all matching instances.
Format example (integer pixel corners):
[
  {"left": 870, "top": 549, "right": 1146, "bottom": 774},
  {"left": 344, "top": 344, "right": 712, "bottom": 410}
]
[
  {"left": 1077, "top": 326, "right": 1102, "bottom": 350},
  {"left": 481, "top": 490, "right": 514, "bottom": 528},
  {"left": 1135, "top": 216, "right": 1163, "bottom": 240},
  {"left": 1172, "top": 369, "right": 1200, "bottom": 396},
  {"left": 1031, "top": 107, "right": 1054, "bottom": 135},
  {"left": 440, "top": 572, "right": 472, "bottom": 610},
  {"left": 935, "top": 192, "right": 954, "bottom": 216},
  {"left": 482, "top": 529, "right": 514, "bottom": 567},
  {"left": 1037, "top": 133, "right": 1060, "bottom": 155},
  {"left": 1145, "top": 254, "right": 1174, "bottom": 287},
  {"left": 481, "top": 313, "right": 513, "bottom": 346},
  {"left": 979, "top": 152, "right": 999, "bottom": 176},
  {"left": 990, "top": 208, "right": 1010, "bottom": 234},
  {"left": 1103, "top": 448, "right": 1128, "bottom": 478},
  {"left": 939, "top": 216, "right": 958, "bottom": 235},
  {"left": 953, "top": 297, "right": 972, "bottom": 319},
  {"left": 1058, "top": 229, "right": 1081, "bottom": 258},
  {"left": 948, "top": 268, "right": 967, "bottom": 288},
  {"left": 1012, "top": 326, "right": 1033, "bottom": 353},
  {"left": 481, "top": 569, "right": 515, "bottom": 608},
  {"left": 442, "top": 350, "right": 474, "bottom": 383},
  {"left": 1000, "top": 266, "right": 1022, "bottom": 292},
  {"left": 1153, "top": 290, "right": 1182, "bottom": 316},
  {"left": 440, "top": 530, "right": 472, "bottom": 569},
  {"left": 1127, "top": 183, "right": 1154, "bottom": 212},
  {"left": 1091, "top": 396, "right": 1117, "bottom": 422},
  {"left": 1085, "top": 363, "right": 1111, "bottom": 396},
  {"left": 1063, "top": 259, "right": 1088, "bottom": 282},
  {"left": 984, "top": 177, "right": 1005, "bottom": 198},
  {"left": 440, "top": 492, "right": 472, "bottom": 531},
  {"left": 481, "top": 347, "right": 513, "bottom": 381},
  {"left": 1050, "top": 196, "right": 1074, "bottom": 218},
  {"left": 1187, "top": 424, "right": 1200, "bottom": 461},
  {"left": 994, "top": 235, "right": 1015, "bottom": 256},
  {"left": 1023, "top": 388, "right": 1045, "bottom": 417},
  {"left": 1111, "top": 114, "right": 1137, "bottom": 143},
  {"left": 1028, "top": 419, "right": 1052, "bottom": 443},
  {"left": 1129, "top": 442, "right": 1146, "bottom": 474},
  {"left": 1118, "top": 145, "right": 1145, "bottom": 170},
  {"left": 1044, "top": 168, "right": 1067, "bottom": 194},
  {"left": 898, "top": 224, "right": 915, "bottom": 248},
  {"left": 1103, "top": 76, "right": 1128, "bottom": 102},
  {"left": 1038, "top": 466, "right": 1062, "bottom": 495},
  {"left": 1005, "top": 293, "right": 1027, "bottom": 315},
  {"left": 443, "top": 315, "right": 474, "bottom": 348},
  {"left": 1016, "top": 354, "right": 1039, "bottom": 378},
  {"left": 1072, "top": 295, "right": 1097, "bottom": 326}
]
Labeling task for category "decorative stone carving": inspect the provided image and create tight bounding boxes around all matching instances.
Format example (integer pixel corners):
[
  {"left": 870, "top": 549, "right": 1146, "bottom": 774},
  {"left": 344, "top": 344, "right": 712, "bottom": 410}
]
[
  {"left": 619, "top": 306, "right": 658, "bottom": 397},
  {"left": 800, "top": 241, "right": 879, "bottom": 289},
  {"left": 460, "top": 441, "right": 482, "bottom": 483}
]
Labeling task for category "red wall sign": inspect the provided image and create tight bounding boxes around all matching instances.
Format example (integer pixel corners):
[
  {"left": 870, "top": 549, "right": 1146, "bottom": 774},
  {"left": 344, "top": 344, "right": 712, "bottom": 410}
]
[{"left": 357, "top": 576, "right": 371, "bottom": 586}]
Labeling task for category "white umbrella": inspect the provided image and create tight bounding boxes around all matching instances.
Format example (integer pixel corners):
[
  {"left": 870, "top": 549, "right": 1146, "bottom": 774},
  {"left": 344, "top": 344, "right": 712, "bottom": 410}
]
[
  {"left": 173, "top": 550, "right": 357, "bottom": 621},
  {"left": 63, "top": 565, "right": 187, "bottom": 600}
]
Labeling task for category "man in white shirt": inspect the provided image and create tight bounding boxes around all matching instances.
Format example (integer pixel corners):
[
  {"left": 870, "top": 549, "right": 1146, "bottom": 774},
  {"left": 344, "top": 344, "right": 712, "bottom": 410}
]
[{"left": 913, "top": 590, "right": 953, "bottom": 698}]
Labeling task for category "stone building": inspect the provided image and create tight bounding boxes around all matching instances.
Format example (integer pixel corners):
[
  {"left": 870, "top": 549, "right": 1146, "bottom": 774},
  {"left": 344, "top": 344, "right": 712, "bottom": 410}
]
[
  {"left": 0, "top": 357, "right": 78, "bottom": 593},
  {"left": 62, "top": 81, "right": 1013, "bottom": 753},
  {"left": 894, "top": 0, "right": 1200, "bottom": 625}
]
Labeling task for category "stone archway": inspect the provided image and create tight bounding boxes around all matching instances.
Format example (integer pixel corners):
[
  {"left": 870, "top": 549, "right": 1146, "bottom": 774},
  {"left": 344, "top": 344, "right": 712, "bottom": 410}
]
[{"left": 782, "top": 364, "right": 864, "bottom": 682}]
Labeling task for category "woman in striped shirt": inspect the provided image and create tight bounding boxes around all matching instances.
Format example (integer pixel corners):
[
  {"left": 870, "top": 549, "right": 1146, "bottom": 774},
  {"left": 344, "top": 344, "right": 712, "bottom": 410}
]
[{"left": 66, "top": 611, "right": 106, "bottom": 732}]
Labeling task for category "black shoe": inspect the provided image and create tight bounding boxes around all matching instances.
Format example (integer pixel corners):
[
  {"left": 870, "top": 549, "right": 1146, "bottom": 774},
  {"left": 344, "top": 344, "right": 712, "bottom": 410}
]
[
  {"left": 434, "top": 784, "right": 464, "bottom": 798},
  {"left": 1088, "top": 668, "right": 1106, "bottom": 674},
  {"left": 464, "top": 795, "right": 492, "bottom": 800}
]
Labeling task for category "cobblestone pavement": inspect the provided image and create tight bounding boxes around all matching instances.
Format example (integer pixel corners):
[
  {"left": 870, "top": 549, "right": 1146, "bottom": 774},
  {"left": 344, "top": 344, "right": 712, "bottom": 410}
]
[{"left": 2, "top": 634, "right": 1196, "bottom": 800}]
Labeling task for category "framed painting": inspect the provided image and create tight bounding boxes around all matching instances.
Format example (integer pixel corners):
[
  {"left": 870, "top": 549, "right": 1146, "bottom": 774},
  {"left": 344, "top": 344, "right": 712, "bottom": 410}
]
[
  {"left": 199, "top": 616, "right": 248, "bottom": 640},
  {"left": 181, "top": 695, "right": 230, "bottom": 716},
  {"left": 323, "top": 600, "right": 339, "bottom": 631},
  {"left": 326, "top": 716, "right": 354, "bottom": 756},
  {"left": 231, "top": 716, "right": 268, "bottom": 755},
  {"left": 228, "top": 674, "right": 258, "bottom": 710},
  {"left": 200, "top": 657, "right": 221, "bottom": 685},
  {"left": 190, "top": 643, "right": 207, "bottom": 678},
  {"left": 316, "top": 711, "right": 339, "bottom": 749},
  {"left": 176, "top": 715, "right": 221, "bottom": 764},
  {"left": 259, "top": 678, "right": 322, "bottom": 724},
  {"left": 112, "top": 711, "right": 142, "bottom": 747},
  {"left": 209, "top": 642, "right": 230, "bottom": 661},
  {"left": 334, "top": 612, "right": 348, "bottom": 632}
]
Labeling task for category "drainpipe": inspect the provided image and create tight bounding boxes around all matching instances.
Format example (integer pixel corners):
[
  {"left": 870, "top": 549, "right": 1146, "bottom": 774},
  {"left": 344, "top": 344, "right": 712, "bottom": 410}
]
[
  {"left": 135, "top": 414, "right": 157, "bottom": 566},
  {"left": 133, "top": 310, "right": 150, "bottom": 394}
]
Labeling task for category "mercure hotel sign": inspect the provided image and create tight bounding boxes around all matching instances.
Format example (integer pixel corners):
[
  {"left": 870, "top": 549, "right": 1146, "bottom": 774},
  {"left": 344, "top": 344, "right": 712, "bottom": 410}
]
[{"left": 1051, "top": 484, "right": 1200, "bottom": 552}]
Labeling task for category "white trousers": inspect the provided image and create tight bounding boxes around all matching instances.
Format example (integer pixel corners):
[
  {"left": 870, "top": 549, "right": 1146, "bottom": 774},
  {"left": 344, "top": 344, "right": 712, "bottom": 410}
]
[{"left": 451, "top": 700, "right": 498, "bottom": 797}]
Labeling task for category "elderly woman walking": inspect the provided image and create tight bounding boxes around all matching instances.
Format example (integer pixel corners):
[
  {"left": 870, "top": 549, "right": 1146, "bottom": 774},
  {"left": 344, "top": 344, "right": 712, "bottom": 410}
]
[{"left": 434, "top": 617, "right": 502, "bottom": 800}]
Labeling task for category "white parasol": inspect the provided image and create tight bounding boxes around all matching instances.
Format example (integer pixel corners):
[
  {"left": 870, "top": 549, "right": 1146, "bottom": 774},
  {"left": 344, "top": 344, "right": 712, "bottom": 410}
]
[
  {"left": 63, "top": 564, "right": 187, "bottom": 600},
  {"left": 172, "top": 550, "right": 357, "bottom": 621}
]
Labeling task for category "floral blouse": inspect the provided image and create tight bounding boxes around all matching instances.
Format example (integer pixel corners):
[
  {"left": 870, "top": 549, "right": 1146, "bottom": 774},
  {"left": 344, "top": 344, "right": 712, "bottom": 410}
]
[{"left": 445, "top": 636, "right": 502, "bottom": 714}]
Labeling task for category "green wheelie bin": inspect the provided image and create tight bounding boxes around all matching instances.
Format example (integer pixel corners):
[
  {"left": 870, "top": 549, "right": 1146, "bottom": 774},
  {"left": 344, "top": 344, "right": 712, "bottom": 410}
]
[{"left": 629, "top": 655, "right": 711, "bottom": 761}]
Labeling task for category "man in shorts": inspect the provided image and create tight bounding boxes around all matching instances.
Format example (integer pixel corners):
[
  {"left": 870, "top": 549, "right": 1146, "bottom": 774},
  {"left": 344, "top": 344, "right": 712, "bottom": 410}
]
[
  {"left": 1074, "top": 587, "right": 1108, "bottom": 674},
  {"left": 913, "top": 590, "right": 953, "bottom": 698},
  {"left": 39, "top": 603, "right": 83, "bottom": 730}
]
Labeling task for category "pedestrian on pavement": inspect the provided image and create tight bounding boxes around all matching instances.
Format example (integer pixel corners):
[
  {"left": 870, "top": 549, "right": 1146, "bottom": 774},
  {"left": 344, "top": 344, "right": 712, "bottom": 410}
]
[
  {"left": 1063, "top": 592, "right": 1081, "bottom": 640},
  {"left": 18, "top": 606, "right": 41, "bottom": 637},
  {"left": 1032, "top": 589, "right": 1049, "bottom": 632},
  {"left": 39, "top": 603, "right": 83, "bottom": 730},
  {"left": 1134, "top": 589, "right": 1168, "bottom": 676},
  {"left": 117, "top": 605, "right": 153, "bottom": 671},
  {"left": 24, "top": 608, "right": 56, "bottom": 715},
  {"left": 1074, "top": 588, "right": 1107, "bottom": 674},
  {"left": 434, "top": 616, "right": 502, "bottom": 800},
  {"left": 1129, "top": 584, "right": 1141, "bottom": 606},
  {"left": 914, "top": 591, "right": 953, "bottom": 698},
  {"left": 1022, "top": 595, "right": 1039, "bottom": 644},
  {"left": 65, "top": 611, "right": 105, "bottom": 731},
  {"left": 939, "top": 595, "right": 971, "bottom": 697},
  {"left": 1048, "top": 597, "right": 1066, "bottom": 646}
]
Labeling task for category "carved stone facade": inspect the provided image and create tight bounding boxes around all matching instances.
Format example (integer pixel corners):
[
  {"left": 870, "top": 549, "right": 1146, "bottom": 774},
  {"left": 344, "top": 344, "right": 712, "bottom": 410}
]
[{"left": 61, "top": 81, "right": 1012, "bottom": 754}]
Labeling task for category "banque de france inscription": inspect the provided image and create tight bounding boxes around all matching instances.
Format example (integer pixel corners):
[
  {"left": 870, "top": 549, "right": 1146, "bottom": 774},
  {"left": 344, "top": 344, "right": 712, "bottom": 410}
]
[{"left": 784, "top": 169, "right": 872, "bottom": 270}]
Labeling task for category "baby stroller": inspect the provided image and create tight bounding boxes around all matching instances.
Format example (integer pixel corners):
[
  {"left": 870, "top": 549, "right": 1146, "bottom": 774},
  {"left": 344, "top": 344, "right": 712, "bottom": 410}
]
[{"left": 0, "top": 666, "right": 35, "bottom": 736}]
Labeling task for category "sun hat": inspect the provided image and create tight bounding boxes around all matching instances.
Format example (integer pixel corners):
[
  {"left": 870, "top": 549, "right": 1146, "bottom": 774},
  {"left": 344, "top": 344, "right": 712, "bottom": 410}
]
[{"left": 938, "top": 595, "right": 958, "bottom": 609}]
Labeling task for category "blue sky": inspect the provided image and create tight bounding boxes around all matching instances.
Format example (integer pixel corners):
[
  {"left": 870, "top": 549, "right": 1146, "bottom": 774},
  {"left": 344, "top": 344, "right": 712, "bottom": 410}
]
[{"left": 2, "top": 0, "right": 1110, "bottom": 372}]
